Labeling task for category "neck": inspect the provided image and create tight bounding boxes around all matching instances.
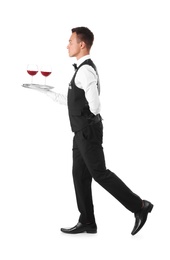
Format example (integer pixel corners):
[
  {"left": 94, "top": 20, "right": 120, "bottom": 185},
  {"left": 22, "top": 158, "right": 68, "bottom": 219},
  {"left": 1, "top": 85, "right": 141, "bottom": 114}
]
[
  {"left": 76, "top": 55, "right": 90, "bottom": 66},
  {"left": 76, "top": 50, "right": 90, "bottom": 60}
]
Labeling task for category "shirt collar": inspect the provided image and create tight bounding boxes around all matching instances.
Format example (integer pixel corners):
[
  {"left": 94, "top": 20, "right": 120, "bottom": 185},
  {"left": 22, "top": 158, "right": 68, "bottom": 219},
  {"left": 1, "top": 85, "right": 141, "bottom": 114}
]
[{"left": 76, "top": 55, "right": 91, "bottom": 67}]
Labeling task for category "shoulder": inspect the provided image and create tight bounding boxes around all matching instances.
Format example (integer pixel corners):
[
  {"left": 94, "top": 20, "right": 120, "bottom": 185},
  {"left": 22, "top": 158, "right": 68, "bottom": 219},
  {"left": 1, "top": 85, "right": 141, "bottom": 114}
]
[
  {"left": 75, "top": 65, "right": 97, "bottom": 84},
  {"left": 78, "top": 64, "right": 96, "bottom": 76}
]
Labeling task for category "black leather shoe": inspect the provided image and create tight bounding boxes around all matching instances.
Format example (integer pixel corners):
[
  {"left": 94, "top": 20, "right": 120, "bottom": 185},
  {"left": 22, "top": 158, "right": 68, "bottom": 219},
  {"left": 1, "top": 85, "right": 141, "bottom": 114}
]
[
  {"left": 61, "top": 222, "right": 97, "bottom": 234},
  {"left": 131, "top": 200, "right": 154, "bottom": 235}
]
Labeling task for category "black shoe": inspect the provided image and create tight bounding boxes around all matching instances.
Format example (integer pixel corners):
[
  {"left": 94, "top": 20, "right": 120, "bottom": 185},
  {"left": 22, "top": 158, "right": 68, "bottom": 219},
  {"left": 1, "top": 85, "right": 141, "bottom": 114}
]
[
  {"left": 61, "top": 222, "right": 97, "bottom": 234},
  {"left": 131, "top": 200, "right": 154, "bottom": 235}
]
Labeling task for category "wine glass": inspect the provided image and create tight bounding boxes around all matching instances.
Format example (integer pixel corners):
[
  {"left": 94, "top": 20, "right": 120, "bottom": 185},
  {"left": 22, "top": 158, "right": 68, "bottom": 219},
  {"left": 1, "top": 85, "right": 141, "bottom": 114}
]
[
  {"left": 40, "top": 65, "right": 52, "bottom": 86},
  {"left": 27, "top": 64, "right": 38, "bottom": 85}
]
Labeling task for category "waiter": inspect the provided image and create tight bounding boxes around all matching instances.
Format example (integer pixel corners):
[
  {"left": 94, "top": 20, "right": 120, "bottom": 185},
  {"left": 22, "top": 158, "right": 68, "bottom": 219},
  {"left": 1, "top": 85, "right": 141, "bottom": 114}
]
[{"left": 59, "top": 27, "right": 154, "bottom": 235}]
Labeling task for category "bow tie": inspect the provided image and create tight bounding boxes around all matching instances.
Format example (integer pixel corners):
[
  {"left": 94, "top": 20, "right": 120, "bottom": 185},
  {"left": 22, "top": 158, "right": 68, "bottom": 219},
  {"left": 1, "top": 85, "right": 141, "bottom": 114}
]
[{"left": 72, "top": 63, "right": 78, "bottom": 70}]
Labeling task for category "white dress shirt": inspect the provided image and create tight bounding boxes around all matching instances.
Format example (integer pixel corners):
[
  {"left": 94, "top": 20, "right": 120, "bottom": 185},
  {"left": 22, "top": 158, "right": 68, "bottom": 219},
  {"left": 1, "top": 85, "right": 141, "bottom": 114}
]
[{"left": 46, "top": 55, "right": 101, "bottom": 115}]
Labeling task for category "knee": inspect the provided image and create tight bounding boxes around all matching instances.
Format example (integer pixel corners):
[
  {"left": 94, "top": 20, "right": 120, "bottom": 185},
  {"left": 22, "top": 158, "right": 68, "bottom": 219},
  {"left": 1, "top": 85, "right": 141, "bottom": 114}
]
[{"left": 91, "top": 169, "right": 106, "bottom": 183}]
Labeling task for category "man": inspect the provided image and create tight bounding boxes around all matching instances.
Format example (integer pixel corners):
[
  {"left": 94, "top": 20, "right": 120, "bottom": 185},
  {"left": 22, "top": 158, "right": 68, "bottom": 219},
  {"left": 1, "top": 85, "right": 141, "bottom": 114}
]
[{"left": 34, "top": 27, "right": 153, "bottom": 235}]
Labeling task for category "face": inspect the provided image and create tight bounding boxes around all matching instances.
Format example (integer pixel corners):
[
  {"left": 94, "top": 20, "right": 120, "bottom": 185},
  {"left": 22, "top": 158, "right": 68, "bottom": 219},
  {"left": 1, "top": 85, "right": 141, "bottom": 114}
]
[{"left": 67, "top": 32, "right": 84, "bottom": 59}]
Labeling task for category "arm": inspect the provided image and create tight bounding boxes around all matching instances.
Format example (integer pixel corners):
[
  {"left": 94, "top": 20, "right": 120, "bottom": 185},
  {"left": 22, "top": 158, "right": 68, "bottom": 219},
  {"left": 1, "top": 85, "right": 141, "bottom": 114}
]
[
  {"left": 75, "top": 65, "right": 101, "bottom": 115},
  {"left": 24, "top": 85, "right": 67, "bottom": 105},
  {"left": 45, "top": 90, "right": 67, "bottom": 105}
]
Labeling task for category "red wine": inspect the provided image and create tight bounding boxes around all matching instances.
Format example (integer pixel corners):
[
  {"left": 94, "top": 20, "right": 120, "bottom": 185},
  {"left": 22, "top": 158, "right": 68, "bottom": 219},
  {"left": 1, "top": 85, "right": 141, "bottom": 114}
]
[
  {"left": 41, "top": 71, "right": 51, "bottom": 77},
  {"left": 27, "top": 70, "right": 38, "bottom": 76}
]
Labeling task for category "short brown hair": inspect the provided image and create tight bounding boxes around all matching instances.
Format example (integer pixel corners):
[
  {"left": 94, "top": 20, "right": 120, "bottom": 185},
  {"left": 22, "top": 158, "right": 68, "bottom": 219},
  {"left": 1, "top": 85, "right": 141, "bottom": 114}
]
[{"left": 71, "top": 27, "right": 94, "bottom": 49}]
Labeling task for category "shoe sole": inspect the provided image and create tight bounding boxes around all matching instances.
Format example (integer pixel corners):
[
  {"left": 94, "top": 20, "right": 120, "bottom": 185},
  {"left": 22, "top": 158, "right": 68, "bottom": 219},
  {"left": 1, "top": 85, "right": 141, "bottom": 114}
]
[{"left": 61, "top": 229, "right": 97, "bottom": 234}]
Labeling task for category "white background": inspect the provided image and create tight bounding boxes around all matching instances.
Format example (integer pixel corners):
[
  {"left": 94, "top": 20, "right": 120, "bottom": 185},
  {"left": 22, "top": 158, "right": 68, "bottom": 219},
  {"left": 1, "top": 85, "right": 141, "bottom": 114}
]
[{"left": 0, "top": 0, "right": 170, "bottom": 259}]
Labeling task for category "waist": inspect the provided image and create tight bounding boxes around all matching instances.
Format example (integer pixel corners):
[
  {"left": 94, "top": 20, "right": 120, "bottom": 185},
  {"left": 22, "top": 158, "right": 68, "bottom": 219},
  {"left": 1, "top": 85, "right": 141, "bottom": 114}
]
[{"left": 87, "top": 114, "right": 102, "bottom": 125}]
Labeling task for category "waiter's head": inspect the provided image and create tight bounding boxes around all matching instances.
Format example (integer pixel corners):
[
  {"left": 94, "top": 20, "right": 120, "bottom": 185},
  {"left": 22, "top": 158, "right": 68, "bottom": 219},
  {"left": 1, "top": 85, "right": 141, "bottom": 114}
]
[{"left": 67, "top": 27, "right": 94, "bottom": 59}]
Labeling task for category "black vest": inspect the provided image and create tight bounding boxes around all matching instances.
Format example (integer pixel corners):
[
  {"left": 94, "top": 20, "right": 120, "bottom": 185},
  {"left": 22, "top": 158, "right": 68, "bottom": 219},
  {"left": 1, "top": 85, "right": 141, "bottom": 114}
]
[{"left": 67, "top": 59, "right": 99, "bottom": 132}]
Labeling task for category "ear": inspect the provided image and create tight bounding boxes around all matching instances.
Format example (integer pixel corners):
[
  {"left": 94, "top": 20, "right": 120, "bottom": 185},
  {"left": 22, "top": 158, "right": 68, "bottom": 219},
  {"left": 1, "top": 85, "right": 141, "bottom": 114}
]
[{"left": 80, "top": 41, "right": 86, "bottom": 49}]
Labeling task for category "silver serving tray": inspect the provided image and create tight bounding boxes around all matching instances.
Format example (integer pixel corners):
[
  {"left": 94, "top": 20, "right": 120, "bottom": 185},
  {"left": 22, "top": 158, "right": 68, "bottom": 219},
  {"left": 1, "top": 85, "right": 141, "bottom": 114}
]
[{"left": 22, "top": 84, "right": 54, "bottom": 90}]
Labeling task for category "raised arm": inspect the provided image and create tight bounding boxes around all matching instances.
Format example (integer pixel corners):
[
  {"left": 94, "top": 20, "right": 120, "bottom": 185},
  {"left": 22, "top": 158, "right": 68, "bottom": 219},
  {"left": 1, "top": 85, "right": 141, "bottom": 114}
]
[{"left": 22, "top": 84, "right": 67, "bottom": 106}]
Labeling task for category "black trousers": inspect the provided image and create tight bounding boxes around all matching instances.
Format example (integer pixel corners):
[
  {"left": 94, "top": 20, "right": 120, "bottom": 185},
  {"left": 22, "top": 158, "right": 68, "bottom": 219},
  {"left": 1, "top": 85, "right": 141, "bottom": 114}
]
[{"left": 72, "top": 121, "right": 142, "bottom": 224}]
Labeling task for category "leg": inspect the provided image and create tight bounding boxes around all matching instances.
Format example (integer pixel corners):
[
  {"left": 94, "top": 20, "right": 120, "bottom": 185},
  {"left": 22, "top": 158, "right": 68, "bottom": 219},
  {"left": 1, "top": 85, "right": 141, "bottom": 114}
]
[
  {"left": 61, "top": 121, "right": 153, "bottom": 235},
  {"left": 72, "top": 135, "right": 96, "bottom": 224}
]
